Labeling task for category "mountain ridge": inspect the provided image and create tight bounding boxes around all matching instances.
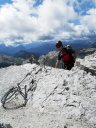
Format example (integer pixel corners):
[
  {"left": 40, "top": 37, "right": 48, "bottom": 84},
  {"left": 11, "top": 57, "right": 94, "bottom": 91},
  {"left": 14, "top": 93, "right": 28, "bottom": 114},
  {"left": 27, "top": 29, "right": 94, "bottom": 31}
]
[{"left": 0, "top": 41, "right": 96, "bottom": 57}]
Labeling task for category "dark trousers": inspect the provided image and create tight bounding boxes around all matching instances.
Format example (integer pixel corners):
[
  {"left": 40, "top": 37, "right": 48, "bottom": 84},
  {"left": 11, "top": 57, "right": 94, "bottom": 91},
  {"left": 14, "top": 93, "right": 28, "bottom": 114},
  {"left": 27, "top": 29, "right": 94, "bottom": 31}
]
[{"left": 64, "top": 61, "right": 74, "bottom": 70}]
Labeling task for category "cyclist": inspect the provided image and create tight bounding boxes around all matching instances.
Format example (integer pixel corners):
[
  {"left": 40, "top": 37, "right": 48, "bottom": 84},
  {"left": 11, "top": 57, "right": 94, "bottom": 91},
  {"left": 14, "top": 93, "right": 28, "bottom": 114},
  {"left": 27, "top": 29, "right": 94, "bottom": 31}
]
[{"left": 55, "top": 41, "right": 76, "bottom": 70}]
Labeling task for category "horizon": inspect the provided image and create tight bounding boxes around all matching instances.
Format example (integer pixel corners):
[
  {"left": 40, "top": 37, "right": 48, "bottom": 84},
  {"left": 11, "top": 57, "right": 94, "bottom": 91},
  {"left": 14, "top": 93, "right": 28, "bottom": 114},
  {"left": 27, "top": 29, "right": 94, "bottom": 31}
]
[{"left": 0, "top": 0, "right": 96, "bottom": 46}]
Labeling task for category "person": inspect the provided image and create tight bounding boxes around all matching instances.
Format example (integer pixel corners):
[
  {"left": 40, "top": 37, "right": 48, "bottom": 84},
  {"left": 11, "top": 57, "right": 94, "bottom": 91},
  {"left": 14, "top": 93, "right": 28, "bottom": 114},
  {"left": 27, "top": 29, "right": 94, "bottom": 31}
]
[{"left": 55, "top": 41, "right": 76, "bottom": 70}]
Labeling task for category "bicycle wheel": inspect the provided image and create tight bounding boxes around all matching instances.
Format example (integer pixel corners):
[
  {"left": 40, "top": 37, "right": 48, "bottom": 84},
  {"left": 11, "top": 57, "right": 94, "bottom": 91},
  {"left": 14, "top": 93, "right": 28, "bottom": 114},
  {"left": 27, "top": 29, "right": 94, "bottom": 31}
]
[
  {"left": 1, "top": 87, "right": 17, "bottom": 104},
  {"left": 1, "top": 87, "right": 27, "bottom": 109}
]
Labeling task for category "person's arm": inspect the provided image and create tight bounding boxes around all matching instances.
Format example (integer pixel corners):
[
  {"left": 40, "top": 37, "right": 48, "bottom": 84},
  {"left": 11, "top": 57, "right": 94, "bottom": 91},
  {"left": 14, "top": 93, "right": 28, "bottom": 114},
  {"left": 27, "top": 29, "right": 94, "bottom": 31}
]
[
  {"left": 72, "top": 52, "right": 76, "bottom": 61},
  {"left": 55, "top": 60, "right": 60, "bottom": 68}
]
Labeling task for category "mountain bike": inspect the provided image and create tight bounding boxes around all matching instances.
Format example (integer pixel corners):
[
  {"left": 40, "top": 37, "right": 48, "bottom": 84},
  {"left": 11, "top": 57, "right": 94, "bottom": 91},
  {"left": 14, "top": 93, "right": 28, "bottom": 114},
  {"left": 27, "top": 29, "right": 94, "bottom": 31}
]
[
  {"left": 1, "top": 77, "right": 37, "bottom": 109},
  {"left": 1, "top": 66, "right": 41, "bottom": 109}
]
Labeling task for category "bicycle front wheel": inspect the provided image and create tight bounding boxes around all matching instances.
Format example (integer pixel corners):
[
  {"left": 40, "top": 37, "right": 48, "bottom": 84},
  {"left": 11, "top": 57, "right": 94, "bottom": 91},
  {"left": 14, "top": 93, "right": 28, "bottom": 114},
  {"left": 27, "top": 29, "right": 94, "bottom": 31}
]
[{"left": 1, "top": 87, "right": 26, "bottom": 109}]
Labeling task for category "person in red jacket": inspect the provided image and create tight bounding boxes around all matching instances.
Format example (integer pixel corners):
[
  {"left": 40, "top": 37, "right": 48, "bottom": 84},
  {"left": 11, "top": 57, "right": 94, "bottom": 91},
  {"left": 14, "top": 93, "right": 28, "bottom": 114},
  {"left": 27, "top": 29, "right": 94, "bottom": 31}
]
[{"left": 55, "top": 41, "right": 76, "bottom": 70}]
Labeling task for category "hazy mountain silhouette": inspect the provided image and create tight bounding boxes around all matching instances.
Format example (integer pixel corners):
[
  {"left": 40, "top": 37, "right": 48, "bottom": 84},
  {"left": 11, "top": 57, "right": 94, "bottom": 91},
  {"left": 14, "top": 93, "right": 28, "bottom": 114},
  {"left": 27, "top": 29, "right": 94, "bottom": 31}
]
[{"left": 0, "top": 41, "right": 96, "bottom": 57}]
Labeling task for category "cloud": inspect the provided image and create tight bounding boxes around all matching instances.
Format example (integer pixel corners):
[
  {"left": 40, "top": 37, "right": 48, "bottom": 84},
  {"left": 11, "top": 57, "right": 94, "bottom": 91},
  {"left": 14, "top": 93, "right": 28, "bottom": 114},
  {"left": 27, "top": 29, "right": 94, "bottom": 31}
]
[
  {"left": 0, "top": 0, "right": 95, "bottom": 45},
  {"left": 80, "top": 9, "right": 96, "bottom": 33},
  {"left": 36, "top": 0, "right": 77, "bottom": 41},
  {"left": 93, "top": 0, "right": 96, "bottom": 4},
  {"left": 66, "top": 0, "right": 95, "bottom": 15}
]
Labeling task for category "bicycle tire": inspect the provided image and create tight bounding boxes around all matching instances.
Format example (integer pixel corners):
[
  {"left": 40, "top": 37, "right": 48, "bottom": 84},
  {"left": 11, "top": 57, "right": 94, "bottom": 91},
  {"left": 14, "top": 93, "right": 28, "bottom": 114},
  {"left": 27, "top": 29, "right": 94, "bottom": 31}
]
[
  {"left": 1, "top": 87, "right": 27, "bottom": 109},
  {"left": 1, "top": 87, "right": 17, "bottom": 104}
]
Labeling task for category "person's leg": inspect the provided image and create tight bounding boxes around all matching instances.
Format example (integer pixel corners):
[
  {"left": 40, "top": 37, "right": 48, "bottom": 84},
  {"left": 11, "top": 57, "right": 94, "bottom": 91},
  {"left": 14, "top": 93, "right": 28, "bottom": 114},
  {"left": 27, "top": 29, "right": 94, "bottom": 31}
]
[{"left": 65, "top": 62, "right": 74, "bottom": 70}]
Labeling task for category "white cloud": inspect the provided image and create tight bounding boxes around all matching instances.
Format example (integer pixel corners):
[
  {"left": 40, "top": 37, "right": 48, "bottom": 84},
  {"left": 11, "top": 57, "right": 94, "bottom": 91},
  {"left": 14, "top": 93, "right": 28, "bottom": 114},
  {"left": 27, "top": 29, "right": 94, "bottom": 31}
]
[
  {"left": 0, "top": 0, "right": 95, "bottom": 45},
  {"left": 0, "top": 0, "right": 78, "bottom": 45},
  {"left": 80, "top": 9, "right": 96, "bottom": 32},
  {"left": 38, "top": 0, "right": 77, "bottom": 33},
  {"left": 92, "top": 0, "right": 96, "bottom": 4},
  {"left": 73, "top": 25, "right": 90, "bottom": 38}
]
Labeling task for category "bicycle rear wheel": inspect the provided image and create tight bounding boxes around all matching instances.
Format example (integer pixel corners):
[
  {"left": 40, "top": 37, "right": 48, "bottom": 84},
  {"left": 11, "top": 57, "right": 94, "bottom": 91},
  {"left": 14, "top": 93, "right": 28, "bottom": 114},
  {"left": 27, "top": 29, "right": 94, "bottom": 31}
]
[{"left": 1, "top": 87, "right": 27, "bottom": 109}]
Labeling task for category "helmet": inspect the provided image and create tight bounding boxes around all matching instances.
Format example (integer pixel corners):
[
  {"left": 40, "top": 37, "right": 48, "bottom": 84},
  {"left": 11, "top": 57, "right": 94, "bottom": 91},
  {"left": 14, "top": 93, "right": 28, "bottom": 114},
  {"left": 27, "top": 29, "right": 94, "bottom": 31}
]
[{"left": 56, "top": 41, "right": 63, "bottom": 48}]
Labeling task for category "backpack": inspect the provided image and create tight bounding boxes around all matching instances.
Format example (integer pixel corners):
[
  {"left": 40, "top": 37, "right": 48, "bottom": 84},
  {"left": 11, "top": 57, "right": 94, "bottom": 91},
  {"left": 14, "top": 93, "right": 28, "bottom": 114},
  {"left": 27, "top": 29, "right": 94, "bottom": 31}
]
[
  {"left": 66, "top": 45, "right": 75, "bottom": 53},
  {"left": 60, "top": 48, "right": 74, "bottom": 63}
]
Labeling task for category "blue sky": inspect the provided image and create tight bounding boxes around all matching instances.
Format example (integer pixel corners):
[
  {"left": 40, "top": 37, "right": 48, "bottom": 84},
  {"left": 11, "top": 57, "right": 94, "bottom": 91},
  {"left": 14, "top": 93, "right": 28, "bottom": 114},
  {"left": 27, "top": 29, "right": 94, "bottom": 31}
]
[
  {"left": 0, "top": 0, "right": 12, "bottom": 5},
  {"left": 0, "top": 0, "right": 96, "bottom": 45}
]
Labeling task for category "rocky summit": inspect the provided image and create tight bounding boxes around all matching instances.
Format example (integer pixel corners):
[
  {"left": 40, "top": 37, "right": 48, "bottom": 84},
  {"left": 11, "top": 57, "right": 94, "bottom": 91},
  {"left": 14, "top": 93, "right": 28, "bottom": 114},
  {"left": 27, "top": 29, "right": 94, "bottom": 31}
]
[{"left": 0, "top": 52, "right": 96, "bottom": 128}]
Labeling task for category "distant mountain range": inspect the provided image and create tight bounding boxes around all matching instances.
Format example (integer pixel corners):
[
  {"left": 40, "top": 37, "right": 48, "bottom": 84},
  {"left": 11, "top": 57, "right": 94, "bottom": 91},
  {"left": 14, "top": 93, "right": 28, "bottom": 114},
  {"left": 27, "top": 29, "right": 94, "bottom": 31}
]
[
  {"left": 0, "top": 47, "right": 95, "bottom": 69},
  {"left": 0, "top": 54, "right": 24, "bottom": 68},
  {"left": 0, "top": 41, "right": 96, "bottom": 58},
  {"left": 0, "top": 40, "right": 96, "bottom": 56},
  {"left": 14, "top": 51, "right": 35, "bottom": 59},
  {"left": 0, "top": 42, "right": 55, "bottom": 57}
]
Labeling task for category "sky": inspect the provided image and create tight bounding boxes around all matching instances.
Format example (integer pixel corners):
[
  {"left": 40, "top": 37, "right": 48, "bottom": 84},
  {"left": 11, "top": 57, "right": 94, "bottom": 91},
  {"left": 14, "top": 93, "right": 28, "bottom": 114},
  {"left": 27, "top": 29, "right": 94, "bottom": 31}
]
[{"left": 0, "top": 0, "right": 96, "bottom": 45}]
